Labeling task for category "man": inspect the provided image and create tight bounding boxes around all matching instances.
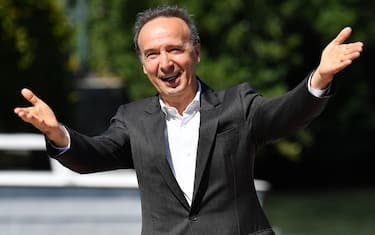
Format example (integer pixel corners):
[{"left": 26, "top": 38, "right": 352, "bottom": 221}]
[{"left": 15, "top": 5, "right": 363, "bottom": 235}]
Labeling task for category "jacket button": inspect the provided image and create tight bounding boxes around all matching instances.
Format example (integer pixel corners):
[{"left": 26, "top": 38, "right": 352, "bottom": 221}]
[{"left": 189, "top": 215, "right": 198, "bottom": 221}]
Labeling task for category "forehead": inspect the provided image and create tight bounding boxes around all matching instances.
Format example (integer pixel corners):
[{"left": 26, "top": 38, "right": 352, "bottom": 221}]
[{"left": 138, "top": 17, "right": 191, "bottom": 49}]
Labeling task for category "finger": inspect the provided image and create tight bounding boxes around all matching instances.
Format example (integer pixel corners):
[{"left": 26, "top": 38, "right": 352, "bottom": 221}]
[
  {"left": 345, "top": 42, "right": 364, "bottom": 55},
  {"left": 340, "top": 43, "right": 363, "bottom": 61},
  {"left": 14, "top": 107, "right": 22, "bottom": 114},
  {"left": 343, "top": 51, "right": 361, "bottom": 62},
  {"left": 338, "top": 59, "right": 353, "bottom": 71},
  {"left": 14, "top": 107, "right": 43, "bottom": 126},
  {"left": 333, "top": 27, "right": 352, "bottom": 45},
  {"left": 344, "top": 49, "right": 362, "bottom": 59},
  {"left": 21, "top": 88, "right": 39, "bottom": 105},
  {"left": 14, "top": 109, "right": 33, "bottom": 123},
  {"left": 14, "top": 107, "right": 32, "bottom": 119},
  {"left": 14, "top": 106, "right": 33, "bottom": 115}
]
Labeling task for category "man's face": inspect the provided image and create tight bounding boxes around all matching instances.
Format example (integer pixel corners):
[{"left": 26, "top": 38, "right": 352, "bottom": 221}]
[{"left": 138, "top": 17, "right": 200, "bottom": 102}]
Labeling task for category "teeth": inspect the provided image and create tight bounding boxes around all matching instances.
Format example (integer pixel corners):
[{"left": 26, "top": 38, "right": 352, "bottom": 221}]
[{"left": 162, "top": 74, "right": 179, "bottom": 81}]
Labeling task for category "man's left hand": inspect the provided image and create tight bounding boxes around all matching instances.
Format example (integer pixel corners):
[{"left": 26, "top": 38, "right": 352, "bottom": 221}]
[{"left": 311, "top": 27, "right": 364, "bottom": 89}]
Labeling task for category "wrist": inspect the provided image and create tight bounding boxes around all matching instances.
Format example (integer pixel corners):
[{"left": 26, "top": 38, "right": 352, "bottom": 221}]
[
  {"left": 311, "top": 70, "right": 333, "bottom": 90},
  {"left": 46, "top": 124, "right": 69, "bottom": 147}
]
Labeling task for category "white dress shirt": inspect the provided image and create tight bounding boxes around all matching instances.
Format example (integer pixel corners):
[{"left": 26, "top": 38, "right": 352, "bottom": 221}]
[{"left": 159, "top": 82, "right": 202, "bottom": 205}]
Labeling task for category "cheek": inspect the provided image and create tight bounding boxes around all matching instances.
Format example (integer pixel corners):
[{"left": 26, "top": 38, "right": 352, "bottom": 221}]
[
  {"left": 143, "top": 60, "right": 158, "bottom": 75},
  {"left": 143, "top": 65, "right": 152, "bottom": 75},
  {"left": 147, "top": 75, "right": 161, "bottom": 92}
]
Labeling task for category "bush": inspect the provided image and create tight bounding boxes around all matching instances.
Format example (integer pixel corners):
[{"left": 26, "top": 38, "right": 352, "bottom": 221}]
[{"left": 0, "top": 0, "right": 75, "bottom": 132}]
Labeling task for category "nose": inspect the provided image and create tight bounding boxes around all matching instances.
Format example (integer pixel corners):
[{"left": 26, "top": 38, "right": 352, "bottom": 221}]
[{"left": 159, "top": 52, "right": 174, "bottom": 74}]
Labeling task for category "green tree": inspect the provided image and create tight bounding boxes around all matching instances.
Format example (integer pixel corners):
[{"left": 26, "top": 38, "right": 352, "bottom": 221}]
[
  {"left": 0, "top": 0, "right": 75, "bottom": 132},
  {"left": 86, "top": 0, "right": 374, "bottom": 180}
]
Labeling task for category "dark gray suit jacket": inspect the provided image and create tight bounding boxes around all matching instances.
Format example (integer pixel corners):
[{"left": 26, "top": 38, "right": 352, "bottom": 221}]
[{"left": 50, "top": 76, "right": 329, "bottom": 235}]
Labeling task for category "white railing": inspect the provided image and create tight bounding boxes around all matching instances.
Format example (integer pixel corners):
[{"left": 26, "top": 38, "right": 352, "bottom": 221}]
[
  {"left": 0, "top": 133, "right": 270, "bottom": 192},
  {"left": 0, "top": 133, "right": 138, "bottom": 188}
]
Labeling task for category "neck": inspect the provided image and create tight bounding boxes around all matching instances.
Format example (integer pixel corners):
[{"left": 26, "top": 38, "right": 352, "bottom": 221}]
[{"left": 162, "top": 80, "right": 198, "bottom": 115}]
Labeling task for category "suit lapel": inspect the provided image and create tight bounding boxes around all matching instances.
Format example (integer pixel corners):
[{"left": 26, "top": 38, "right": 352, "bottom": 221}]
[
  {"left": 142, "top": 84, "right": 221, "bottom": 211},
  {"left": 192, "top": 84, "right": 221, "bottom": 205},
  {"left": 143, "top": 97, "right": 190, "bottom": 210}
]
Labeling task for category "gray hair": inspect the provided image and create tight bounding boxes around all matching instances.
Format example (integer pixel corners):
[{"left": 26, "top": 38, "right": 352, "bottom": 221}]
[{"left": 133, "top": 5, "right": 200, "bottom": 56}]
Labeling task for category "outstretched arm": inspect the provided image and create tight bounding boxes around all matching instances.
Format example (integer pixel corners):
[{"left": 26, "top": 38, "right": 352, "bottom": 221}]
[
  {"left": 311, "top": 27, "right": 364, "bottom": 89},
  {"left": 14, "top": 88, "right": 69, "bottom": 147}
]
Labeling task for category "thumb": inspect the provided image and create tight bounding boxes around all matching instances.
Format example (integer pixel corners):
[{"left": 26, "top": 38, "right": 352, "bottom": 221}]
[
  {"left": 21, "top": 88, "right": 40, "bottom": 105},
  {"left": 333, "top": 27, "right": 352, "bottom": 45}
]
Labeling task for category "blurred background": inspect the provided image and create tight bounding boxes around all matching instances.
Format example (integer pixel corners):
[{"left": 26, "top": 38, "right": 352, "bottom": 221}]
[{"left": 1, "top": 0, "right": 374, "bottom": 234}]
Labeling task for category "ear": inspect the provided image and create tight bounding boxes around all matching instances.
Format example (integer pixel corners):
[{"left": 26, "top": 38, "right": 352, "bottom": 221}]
[
  {"left": 142, "top": 63, "right": 148, "bottom": 74},
  {"left": 194, "top": 43, "right": 201, "bottom": 64}
]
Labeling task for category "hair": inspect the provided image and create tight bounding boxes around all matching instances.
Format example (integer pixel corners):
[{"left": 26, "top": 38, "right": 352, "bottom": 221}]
[{"left": 133, "top": 5, "right": 200, "bottom": 56}]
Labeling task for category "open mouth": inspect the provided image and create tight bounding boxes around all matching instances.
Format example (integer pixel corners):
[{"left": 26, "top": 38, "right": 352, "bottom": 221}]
[{"left": 161, "top": 73, "right": 181, "bottom": 82}]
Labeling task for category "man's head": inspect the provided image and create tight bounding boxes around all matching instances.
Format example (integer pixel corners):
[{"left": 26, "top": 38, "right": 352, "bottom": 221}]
[
  {"left": 133, "top": 5, "right": 200, "bottom": 56},
  {"left": 134, "top": 5, "right": 201, "bottom": 109}
]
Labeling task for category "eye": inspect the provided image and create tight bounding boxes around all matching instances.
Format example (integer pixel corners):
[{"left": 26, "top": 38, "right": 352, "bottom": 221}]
[
  {"left": 169, "top": 47, "right": 183, "bottom": 54},
  {"left": 145, "top": 51, "right": 158, "bottom": 59}
]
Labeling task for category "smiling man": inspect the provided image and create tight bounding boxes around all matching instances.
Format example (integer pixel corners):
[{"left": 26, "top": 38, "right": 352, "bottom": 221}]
[
  {"left": 15, "top": 5, "right": 363, "bottom": 235},
  {"left": 138, "top": 16, "right": 200, "bottom": 114}
]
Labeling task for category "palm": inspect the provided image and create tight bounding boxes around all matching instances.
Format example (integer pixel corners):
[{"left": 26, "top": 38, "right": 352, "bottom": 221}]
[{"left": 14, "top": 88, "right": 59, "bottom": 134}]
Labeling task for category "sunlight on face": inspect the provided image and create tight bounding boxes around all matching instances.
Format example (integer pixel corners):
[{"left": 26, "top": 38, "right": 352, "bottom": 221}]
[{"left": 138, "top": 17, "right": 200, "bottom": 106}]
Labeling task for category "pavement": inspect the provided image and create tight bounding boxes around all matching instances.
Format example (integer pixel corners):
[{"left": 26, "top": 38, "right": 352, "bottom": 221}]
[{"left": 0, "top": 187, "right": 142, "bottom": 235}]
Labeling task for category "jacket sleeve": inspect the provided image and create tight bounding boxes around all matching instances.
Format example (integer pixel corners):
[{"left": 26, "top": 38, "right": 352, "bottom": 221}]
[
  {"left": 48, "top": 105, "right": 134, "bottom": 174},
  {"left": 244, "top": 74, "right": 331, "bottom": 145}
]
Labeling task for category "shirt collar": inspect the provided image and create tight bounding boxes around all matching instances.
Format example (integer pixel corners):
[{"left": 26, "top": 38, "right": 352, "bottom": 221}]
[{"left": 160, "top": 80, "right": 201, "bottom": 118}]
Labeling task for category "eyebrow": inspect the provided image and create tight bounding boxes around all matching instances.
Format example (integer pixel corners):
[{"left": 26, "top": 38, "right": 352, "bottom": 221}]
[{"left": 142, "top": 43, "right": 187, "bottom": 55}]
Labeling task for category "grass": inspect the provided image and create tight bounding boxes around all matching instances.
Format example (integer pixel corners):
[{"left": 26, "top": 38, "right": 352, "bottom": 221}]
[{"left": 263, "top": 188, "right": 375, "bottom": 235}]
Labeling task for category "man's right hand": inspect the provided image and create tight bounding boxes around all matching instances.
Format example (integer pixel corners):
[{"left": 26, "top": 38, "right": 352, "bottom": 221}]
[{"left": 14, "top": 88, "right": 69, "bottom": 147}]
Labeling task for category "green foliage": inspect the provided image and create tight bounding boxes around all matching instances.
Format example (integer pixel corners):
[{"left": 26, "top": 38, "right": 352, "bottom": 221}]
[
  {"left": 86, "top": 0, "right": 374, "bottom": 161},
  {"left": 265, "top": 190, "right": 375, "bottom": 235},
  {"left": 0, "top": 0, "right": 372, "bottom": 182},
  {"left": 0, "top": 0, "right": 75, "bottom": 132},
  {"left": 87, "top": 0, "right": 152, "bottom": 98}
]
